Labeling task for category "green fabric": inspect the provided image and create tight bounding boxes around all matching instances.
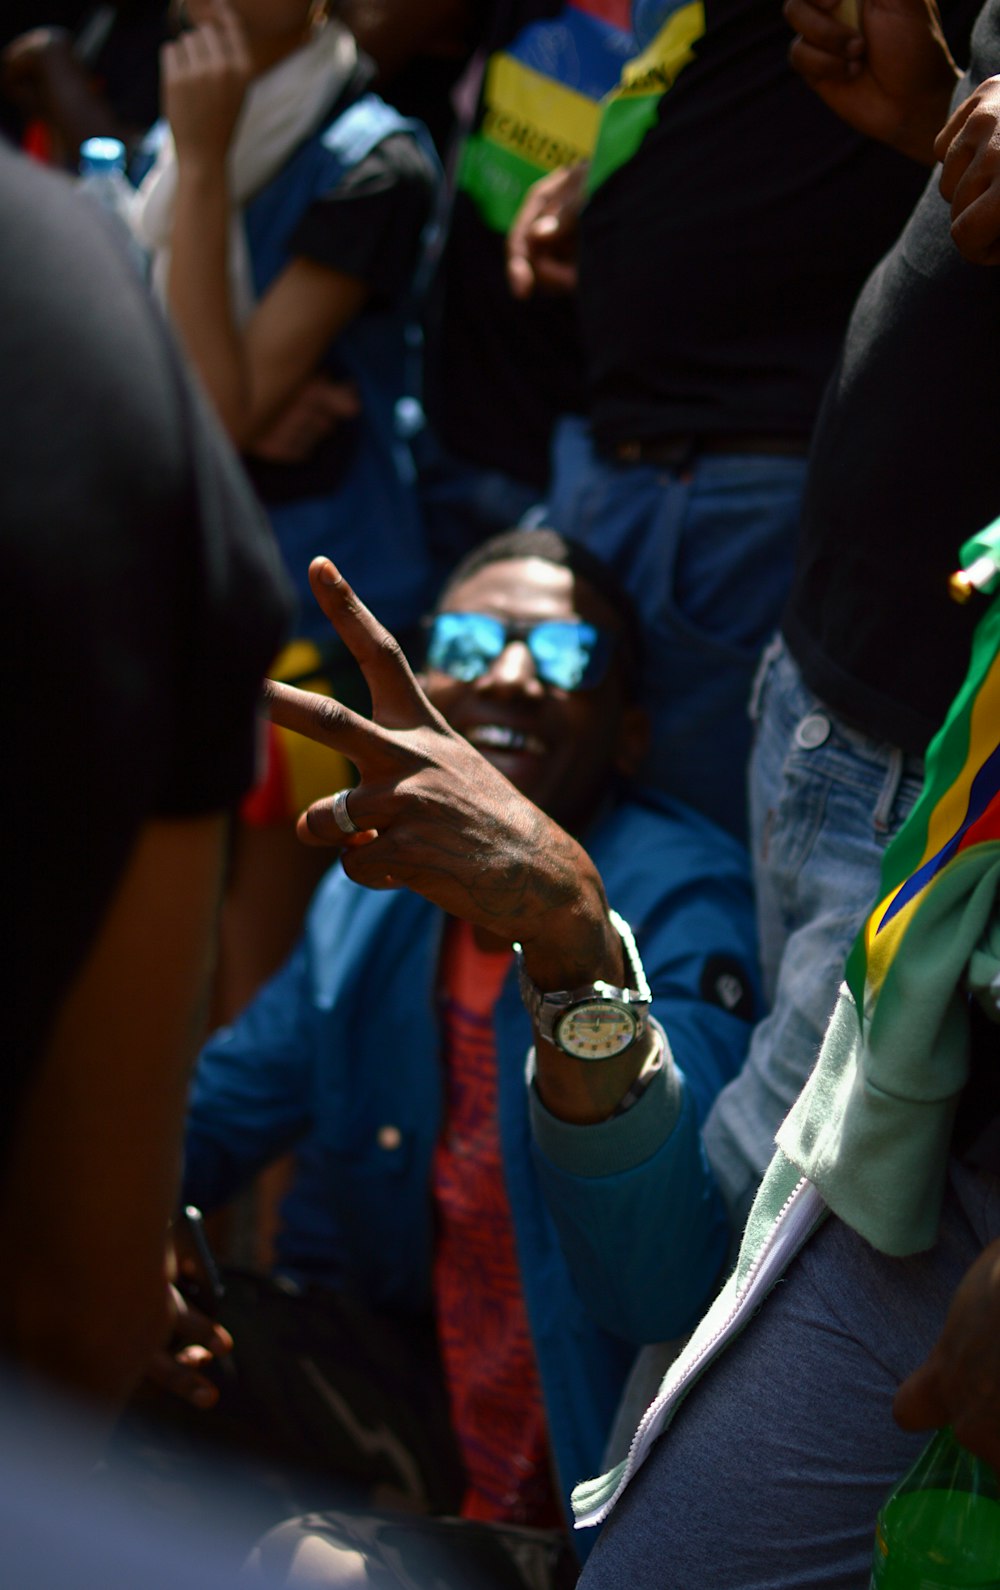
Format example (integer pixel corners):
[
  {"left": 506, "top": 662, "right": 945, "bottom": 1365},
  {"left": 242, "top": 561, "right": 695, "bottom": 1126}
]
[
  {"left": 587, "top": 94, "right": 663, "bottom": 193},
  {"left": 586, "top": 0, "right": 705, "bottom": 193},
  {"left": 779, "top": 850, "right": 1000, "bottom": 1255},
  {"left": 969, "top": 907, "right": 1000, "bottom": 1011},
  {"left": 456, "top": 133, "right": 548, "bottom": 234},
  {"left": 846, "top": 590, "right": 1000, "bottom": 1015},
  {"left": 958, "top": 512, "right": 1000, "bottom": 596}
]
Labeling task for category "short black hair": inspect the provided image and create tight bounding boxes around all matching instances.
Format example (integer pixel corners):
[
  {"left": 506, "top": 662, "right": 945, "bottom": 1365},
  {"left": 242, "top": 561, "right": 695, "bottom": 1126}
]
[{"left": 435, "top": 527, "right": 643, "bottom": 697}]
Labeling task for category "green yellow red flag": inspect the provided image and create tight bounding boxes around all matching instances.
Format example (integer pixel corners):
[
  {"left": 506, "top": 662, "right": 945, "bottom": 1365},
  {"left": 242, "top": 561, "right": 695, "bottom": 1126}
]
[{"left": 845, "top": 516, "right": 1000, "bottom": 1026}]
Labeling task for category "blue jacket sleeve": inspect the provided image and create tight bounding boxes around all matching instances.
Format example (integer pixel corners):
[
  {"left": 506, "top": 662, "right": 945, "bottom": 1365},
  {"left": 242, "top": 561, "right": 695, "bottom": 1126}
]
[
  {"left": 530, "top": 1031, "right": 732, "bottom": 1342},
  {"left": 530, "top": 812, "right": 763, "bottom": 1343},
  {"left": 183, "top": 937, "right": 318, "bottom": 1213}
]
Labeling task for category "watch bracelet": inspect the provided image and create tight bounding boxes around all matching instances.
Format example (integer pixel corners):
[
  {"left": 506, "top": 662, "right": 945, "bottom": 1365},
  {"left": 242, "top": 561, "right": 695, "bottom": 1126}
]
[{"left": 611, "top": 1025, "right": 666, "bottom": 1116}]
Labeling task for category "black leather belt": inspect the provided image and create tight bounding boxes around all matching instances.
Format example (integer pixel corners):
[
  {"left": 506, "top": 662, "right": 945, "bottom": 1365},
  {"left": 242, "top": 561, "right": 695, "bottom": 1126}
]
[{"left": 608, "top": 434, "right": 810, "bottom": 469}]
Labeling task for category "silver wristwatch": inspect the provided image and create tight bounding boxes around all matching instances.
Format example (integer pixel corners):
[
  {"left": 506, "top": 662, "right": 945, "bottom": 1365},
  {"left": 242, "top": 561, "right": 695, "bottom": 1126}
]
[{"left": 515, "top": 910, "right": 652, "bottom": 1061}]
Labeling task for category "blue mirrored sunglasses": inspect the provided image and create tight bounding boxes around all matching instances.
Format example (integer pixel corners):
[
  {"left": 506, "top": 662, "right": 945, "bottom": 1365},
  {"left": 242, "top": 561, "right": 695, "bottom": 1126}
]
[{"left": 423, "top": 612, "right": 614, "bottom": 692}]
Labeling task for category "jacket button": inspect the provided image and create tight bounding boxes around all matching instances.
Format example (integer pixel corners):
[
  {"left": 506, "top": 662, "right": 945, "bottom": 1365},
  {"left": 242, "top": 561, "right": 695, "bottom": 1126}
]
[{"left": 377, "top": 1124, "right": 402, "bottom": 1151}]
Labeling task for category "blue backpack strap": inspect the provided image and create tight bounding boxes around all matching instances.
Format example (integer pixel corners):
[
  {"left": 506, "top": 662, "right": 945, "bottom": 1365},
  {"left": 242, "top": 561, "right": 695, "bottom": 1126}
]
[
  {"left": 320, "top": 92, "right": 443, "bottom": 310},
  {"left": 319, "top": 93, "right": 426, "bottom": 177}
]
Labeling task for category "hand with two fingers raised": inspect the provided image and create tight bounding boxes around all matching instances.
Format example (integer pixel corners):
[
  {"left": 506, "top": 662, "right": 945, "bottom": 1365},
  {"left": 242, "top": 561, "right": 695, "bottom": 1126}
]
[
  {"left": 263, "top": 558, "right": 617, "bottom": 989},
  {"left": 266, "top": 556, "right": 663, "bottom": 1124}
]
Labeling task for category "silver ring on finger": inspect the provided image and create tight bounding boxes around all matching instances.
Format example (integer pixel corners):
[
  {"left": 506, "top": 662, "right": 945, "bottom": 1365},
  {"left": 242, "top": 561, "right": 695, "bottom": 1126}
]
[{"left": 331, "top": 787, "right": 360, "bottom": 836}]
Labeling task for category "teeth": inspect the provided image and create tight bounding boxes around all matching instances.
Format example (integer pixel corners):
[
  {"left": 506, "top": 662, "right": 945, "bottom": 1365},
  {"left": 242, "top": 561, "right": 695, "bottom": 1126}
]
[{"left": 467, "top": 724, "right": 545, "bottom": 755}]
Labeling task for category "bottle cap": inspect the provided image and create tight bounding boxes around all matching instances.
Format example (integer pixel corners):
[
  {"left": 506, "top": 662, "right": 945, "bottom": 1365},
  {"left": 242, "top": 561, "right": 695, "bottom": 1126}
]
[{"left": 79, "top": 137, "right": 127, "bottom": 175}]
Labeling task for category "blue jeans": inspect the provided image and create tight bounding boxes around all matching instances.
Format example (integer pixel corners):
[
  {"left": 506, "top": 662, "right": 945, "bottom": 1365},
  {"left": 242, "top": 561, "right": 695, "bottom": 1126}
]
[
  {"left": 581, "top": 1162, "right": 1000, "bottom": 1590},
  {"left": 703, "top": 638, "right": 926, "bottom": 1224},
  {"left": 546, "top": 416, "right": 807, "bottom": 840}
]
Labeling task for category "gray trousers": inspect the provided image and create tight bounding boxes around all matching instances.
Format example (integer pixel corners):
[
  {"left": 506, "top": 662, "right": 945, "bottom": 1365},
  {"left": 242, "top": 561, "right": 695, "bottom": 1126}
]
[{"left": 579, "top": 1161, "right": 1000, "bottom": 1590}]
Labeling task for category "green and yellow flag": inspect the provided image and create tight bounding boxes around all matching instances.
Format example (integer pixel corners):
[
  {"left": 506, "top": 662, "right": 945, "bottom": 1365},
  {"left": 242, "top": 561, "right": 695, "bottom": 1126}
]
[
  {"left": 845, "top": 516, "right": 1000, "bottom": 1027},
  {"left": 587, "top": 0, "right": 705, "bottom": 191}
]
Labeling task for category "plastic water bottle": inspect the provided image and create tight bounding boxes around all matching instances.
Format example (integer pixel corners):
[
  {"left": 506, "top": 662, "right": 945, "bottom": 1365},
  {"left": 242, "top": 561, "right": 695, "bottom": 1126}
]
[
  {"left": 870, "top": 1427, "right": 1000, "bottom": 1588},
  {"left": 78, "top": 136, "right": 148, "bottom": 279}
]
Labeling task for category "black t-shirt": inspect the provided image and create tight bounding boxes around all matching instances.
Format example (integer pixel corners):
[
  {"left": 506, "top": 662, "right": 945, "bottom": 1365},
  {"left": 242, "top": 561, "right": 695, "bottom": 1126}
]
[
  {"left": 577, "top": 0, "right": 980, "bottom": 451},
  {"left": 229, "top": 51, "right": 435, "bottom": 312},
  {"left": 422, "top": 0, "right": 594, "bottom": 489},
  {"left": 1, "top": 145, "right": 292, "bottom": 1142},
  {"left": 784, "top": 0, "right": 1000, "bottom": 752},
  {"left": 289, "top": 125, "right": 436, "bottom": 307}
]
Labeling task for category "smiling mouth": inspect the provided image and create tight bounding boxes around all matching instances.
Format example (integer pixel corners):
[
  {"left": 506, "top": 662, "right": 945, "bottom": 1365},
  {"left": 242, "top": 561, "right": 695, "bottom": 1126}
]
[{"left": 466, "top": 724, "right": 546, "bottom": 756}]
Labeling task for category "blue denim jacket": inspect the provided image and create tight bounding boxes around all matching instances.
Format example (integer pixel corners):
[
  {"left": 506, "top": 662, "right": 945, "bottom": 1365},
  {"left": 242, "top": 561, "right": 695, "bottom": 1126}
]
[{"left": 184, "top": 789, "right": 762, "bottom": 1537}]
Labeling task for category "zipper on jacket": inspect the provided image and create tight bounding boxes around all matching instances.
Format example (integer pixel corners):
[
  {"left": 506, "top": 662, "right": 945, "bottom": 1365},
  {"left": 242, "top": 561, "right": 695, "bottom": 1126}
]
[{"left": 575, "top": 1175, "right": 825, "bottom": 1528}]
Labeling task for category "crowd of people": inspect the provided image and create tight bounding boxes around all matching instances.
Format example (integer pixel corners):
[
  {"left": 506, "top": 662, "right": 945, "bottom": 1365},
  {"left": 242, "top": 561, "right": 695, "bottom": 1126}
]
[{"left": 2, "top": 0, "right": 999, "bottom": 1585}]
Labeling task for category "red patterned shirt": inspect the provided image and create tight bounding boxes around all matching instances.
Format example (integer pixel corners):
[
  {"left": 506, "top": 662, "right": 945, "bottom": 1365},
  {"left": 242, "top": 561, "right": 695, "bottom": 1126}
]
[{"left": 432, "top": 919, "right": 562, "bottom": 1527}]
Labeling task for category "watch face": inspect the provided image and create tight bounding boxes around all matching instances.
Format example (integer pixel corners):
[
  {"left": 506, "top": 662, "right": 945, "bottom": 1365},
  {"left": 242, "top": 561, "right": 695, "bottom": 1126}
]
[{"left": 555, "top": 999, "right": 639, "bottom": 1059}]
